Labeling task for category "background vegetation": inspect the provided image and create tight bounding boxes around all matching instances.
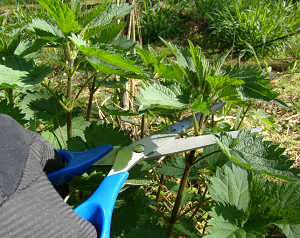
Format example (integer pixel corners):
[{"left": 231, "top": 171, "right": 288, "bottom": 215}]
[{"left": 0, "top": 0, "right": 300, "bottom": 237}]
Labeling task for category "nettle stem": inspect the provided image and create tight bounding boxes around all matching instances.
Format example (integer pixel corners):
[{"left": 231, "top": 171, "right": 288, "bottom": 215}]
[{"left": 165, "top": 150, "right": 195, "bottom": 238}]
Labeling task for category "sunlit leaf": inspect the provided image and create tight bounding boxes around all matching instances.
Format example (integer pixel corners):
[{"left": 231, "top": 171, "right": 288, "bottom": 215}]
[{"left": 213, "top": 129, "right": 300, "bottom": 182}]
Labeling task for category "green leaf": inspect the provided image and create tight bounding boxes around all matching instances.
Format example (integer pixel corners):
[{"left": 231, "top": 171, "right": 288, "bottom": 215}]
[
  {"left": 0, "top": 56, "right": 52, "bottom": 88},
  {"left": 0, "top": 100, "right": 27, "bottom": 125},
  {"left": 226, "top": 64, "right": 288, "bottom": 107},
  {"left": 174, "top": 218, "right": 200, "bottom": 238},
  {"left": 200, "top": 144, "right": 229, "bottom": 172},
  {"left": 101, "top": 106, "right": 140, "bottom": 116},
  {"left": 100, "top": 77, "right": 129, "bottom": 88},
  {"left": 66, "top": 136, "right": 86, "bottom": 152},
  {"left": 42, "top": 116, "right": 90, "bottom": 149},
  {"left": 84, "top": 122, "right": 131, "bottom": 147},
  {"left": 206, "top": 74, "right": 243, "bottom": 97},
  {"left": 277, "top": 224, "right": 300, "bottom": 238},
  {"left": 126, "top": 222, "right": 166, "bottom": 238},
  {"left": 87, "top": 57, "right": 146, "bottom": 79},
  {"left": 16, "top": 39, "right": 50, "bottom": 57},
  {"left": 77, "top": 2, "right": 107, "bottom": 28},
  {"left": 77, "top": 45, "right": 143, "bottom": 74},
  {"left": 253, "top": 109, "right": 276, "bottom": 128},
  {"left": 19, "top": 89, "right": 52, "bottom": 120},
  {"left": 0, "top": 31, "right": 21, "bottom": 56},
  {"left": 111, "top": 187, "right": 155, "bottom": 237},
  {"left": 248, "top": 175, "right": 300, "bottom": 224},
  {"left": 87, "top": 23, "right": 126, "bottom": 44},
  {"left": 213, "top": 129, "right": 300, "bottom": 182},
  {"left": 158, "top": 155, "right": 198, "bottom": 179},
  {"left": 29, "top": 95, "right": 65, "bottom": 121},
  {"left": 208, "top": 163, "right": 249, "bottom": 210},
  {"left": 27, "top": 18, "right": 64, "bottom": 41},
  {"left": 92, "top": 3, "right": 136, "bottom": 28},
  {"left": 207, "top": 164, "right": 300, "bottom": 237},
  {"left": 136, "top": 82, "right": 189, "bottom": 112},
  {"left": 191, "top": 95, "right": 210, "bottom": 114},
  {"left": 37, "top": 0, "right": 81, "bottom": 36}
]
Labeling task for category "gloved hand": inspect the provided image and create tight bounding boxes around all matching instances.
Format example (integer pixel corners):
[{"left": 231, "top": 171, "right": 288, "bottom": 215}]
[{"left": 0, "top": 114, "right": 97, "bottom": 238}]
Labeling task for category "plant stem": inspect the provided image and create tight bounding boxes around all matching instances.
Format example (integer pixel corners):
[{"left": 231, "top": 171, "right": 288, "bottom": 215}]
[
  {"left": 141, "top": 114, "right": 145, "bottom": 138},
  {"left": 67, "top": 111, "right": 72, "bottom": 138},
  {"left": 41, "top": 82, "right": 69, "bottom": 111},
  {"left": 191, "top": 150, "right": 222, "bottom": 167},
  {"left": 236, "top": 101, "right": 252, "bottom": 130},
  {"left": 192, "top": 111, "right": 200, "bottom": 136},
  {"left": 156, "top": 174, "right": 164, "bottom": 203},
  {"left": 5, "top": 88, "right": 14, "bottom": 104},
  {"left": 165, "top": 150, "right": 195, "bottom": 238},
  {"left": 86, "top": 75, "right": 97, "bottom": 121}
]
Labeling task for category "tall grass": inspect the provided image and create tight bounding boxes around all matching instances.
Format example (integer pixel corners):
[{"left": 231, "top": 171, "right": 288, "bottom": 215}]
[
  {"left": 196, "top": 0, "right": 300, "bottom": 55},
  {"left": 139, "top": 0, "right": 190, "bottom": 44}
]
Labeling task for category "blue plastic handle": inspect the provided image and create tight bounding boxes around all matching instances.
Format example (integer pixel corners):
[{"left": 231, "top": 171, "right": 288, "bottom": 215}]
[
  {"left": 47, "top": 145, "right": 113, "bottom": 187},
  {"left": 74, "top": 171, "right": 129, "bottom": 238}
]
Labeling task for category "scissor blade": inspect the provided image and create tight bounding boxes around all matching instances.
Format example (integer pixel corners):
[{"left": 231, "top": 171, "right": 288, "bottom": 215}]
[
  {"left": 144, "top": 127, "right": 262, "bottom": 158},
  {"left": 93, "top": 128, "right": 262, "bottom": 166}
]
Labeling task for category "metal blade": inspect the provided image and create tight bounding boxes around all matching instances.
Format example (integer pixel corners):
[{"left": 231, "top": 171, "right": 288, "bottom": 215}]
[
  {"left": 93, "top": 128, "right": 261, "bottom": 166},
  {"left": 94, "top": 102, "right": 227, "bottom": 171}
]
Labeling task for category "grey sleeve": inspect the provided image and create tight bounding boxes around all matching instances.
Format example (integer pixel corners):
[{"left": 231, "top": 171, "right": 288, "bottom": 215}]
[{"left": 0, "top": 114, "right": 97, "bottom": 238}]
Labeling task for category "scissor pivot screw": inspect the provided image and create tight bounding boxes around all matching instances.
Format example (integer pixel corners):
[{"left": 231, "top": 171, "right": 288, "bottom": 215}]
[{"left": 134, "top": 144, "right": 145, "bottom": 153}]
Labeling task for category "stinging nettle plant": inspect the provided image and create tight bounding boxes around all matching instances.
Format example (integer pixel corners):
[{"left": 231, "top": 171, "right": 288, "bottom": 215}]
[{"left": 0, "top": 1, "right": 300, "bottom": 237}]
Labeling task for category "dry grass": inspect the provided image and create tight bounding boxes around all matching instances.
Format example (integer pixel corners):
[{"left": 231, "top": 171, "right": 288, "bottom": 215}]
[{"left": 254, "top": 73, "right": 300, "bottom": 167}]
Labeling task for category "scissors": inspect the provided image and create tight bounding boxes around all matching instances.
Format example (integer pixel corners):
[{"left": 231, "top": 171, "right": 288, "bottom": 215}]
[{"left": 46, "top": 102, "right": 261, "bottom": 238}]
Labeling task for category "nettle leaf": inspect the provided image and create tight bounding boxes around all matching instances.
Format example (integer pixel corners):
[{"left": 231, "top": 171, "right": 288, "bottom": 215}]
[
  {"left": 77, "top": 45, "right": 143, "bottom": 74},
  {"left": 92, "top": 3, "right": 136, "bottom": 28},
  {"left": 158, "top": 155, "right": 198, "bottom": 179},
  {"left": 213, "top": 129, "right": 300, "bottom": 182},
  {"left": 248, "top": 175, "right": 300, "bottom": 224},
  {"left": 191, "top": 95, "right": 210, "bottom": 114},
  {"left": 16, "top": 39, "right": 50, "bottom": 57},
  {"left": 208, "top": 163, "right": 249, "bottom": 210},
  {"left": 206, "top": 74, "right": 243, "bottom": 98},
  {"left": 111, "top": 187, "right": 155, "bottom": 237},
  {"left": 0, "top": 31, "right": 20, "bottom": 56},
  {"left": 0, "top": 56, "right": 51, "bottom": 88},
  {"left": 136, "top": 82, "right": 189, "bottom": 112},
  {"left": 29, "top": 95, "right": 65, "bottom": 121},
  {"left": 87, "top": 57, "right": 146, "bottom": 79},
  {"left": 100, "top": 77, "right": 129, "bottom": 88},
  {"left": 277, "top": 224, "right": 300, "bottom": 238},
  {"left": 88, "top": 23, "right": 126, "bottom": 45},
  {"left": 37, "top": 0, "right": 81, "bottom": 36},
  {"left": 0, "top": 100, "right": 27, "bottom": 125},
  {"left": 42, "top": 116, "right": 90, "bottom": 149},
  {"left": 101, "top": 106, "right": 140, "bottom": 116},
  {"left": 84, "top": 121, "right": 131, "bottom": 147},
  {"left": 77, "top": 2, "right": 107, "bottom": 28},
  {"left": 27, "top": 18, "right": 64, "bottom": 41},
  {"left": 206, "top": 205, "right": 263, "bottom": 238},
  {"left": 253, "top": 109, "right": 276, "bottom": 128},
  {"left": 126, "top": 222, "right": 166, "bottom": 238},
  {"left": 200, "top": 144, "right": 229, "bottom": 172},
  {"left": 226, "top": 64, "right": 288, "bottom": 107},
  {"left": 174, "top": 218, "right": 199, "bottom": 238},
  {"left": 19, "top": 89, "right": 52, "bottom": 120},
  {"left": 207, "top": 163, "right": 300, "bottom": 237}
]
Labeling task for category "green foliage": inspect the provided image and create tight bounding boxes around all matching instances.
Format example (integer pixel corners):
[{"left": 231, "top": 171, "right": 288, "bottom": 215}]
[
  {"left": 0, "top": 99, "right": 27, "bottom": 125},
  {"left": 213, "top": 129, "right": 300, "bottom": 182},
  {"left": 139, "top": 0, "right": 189, "bottom": 43},
  {"left": 207, "top": 163, "right": 300, "bottom": 237},
  {"left": 0, "top": 1, "right": 298, "bottom": 237},
  {"left": 196, "top": 0, "right": 300, "bottom": 54}
]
